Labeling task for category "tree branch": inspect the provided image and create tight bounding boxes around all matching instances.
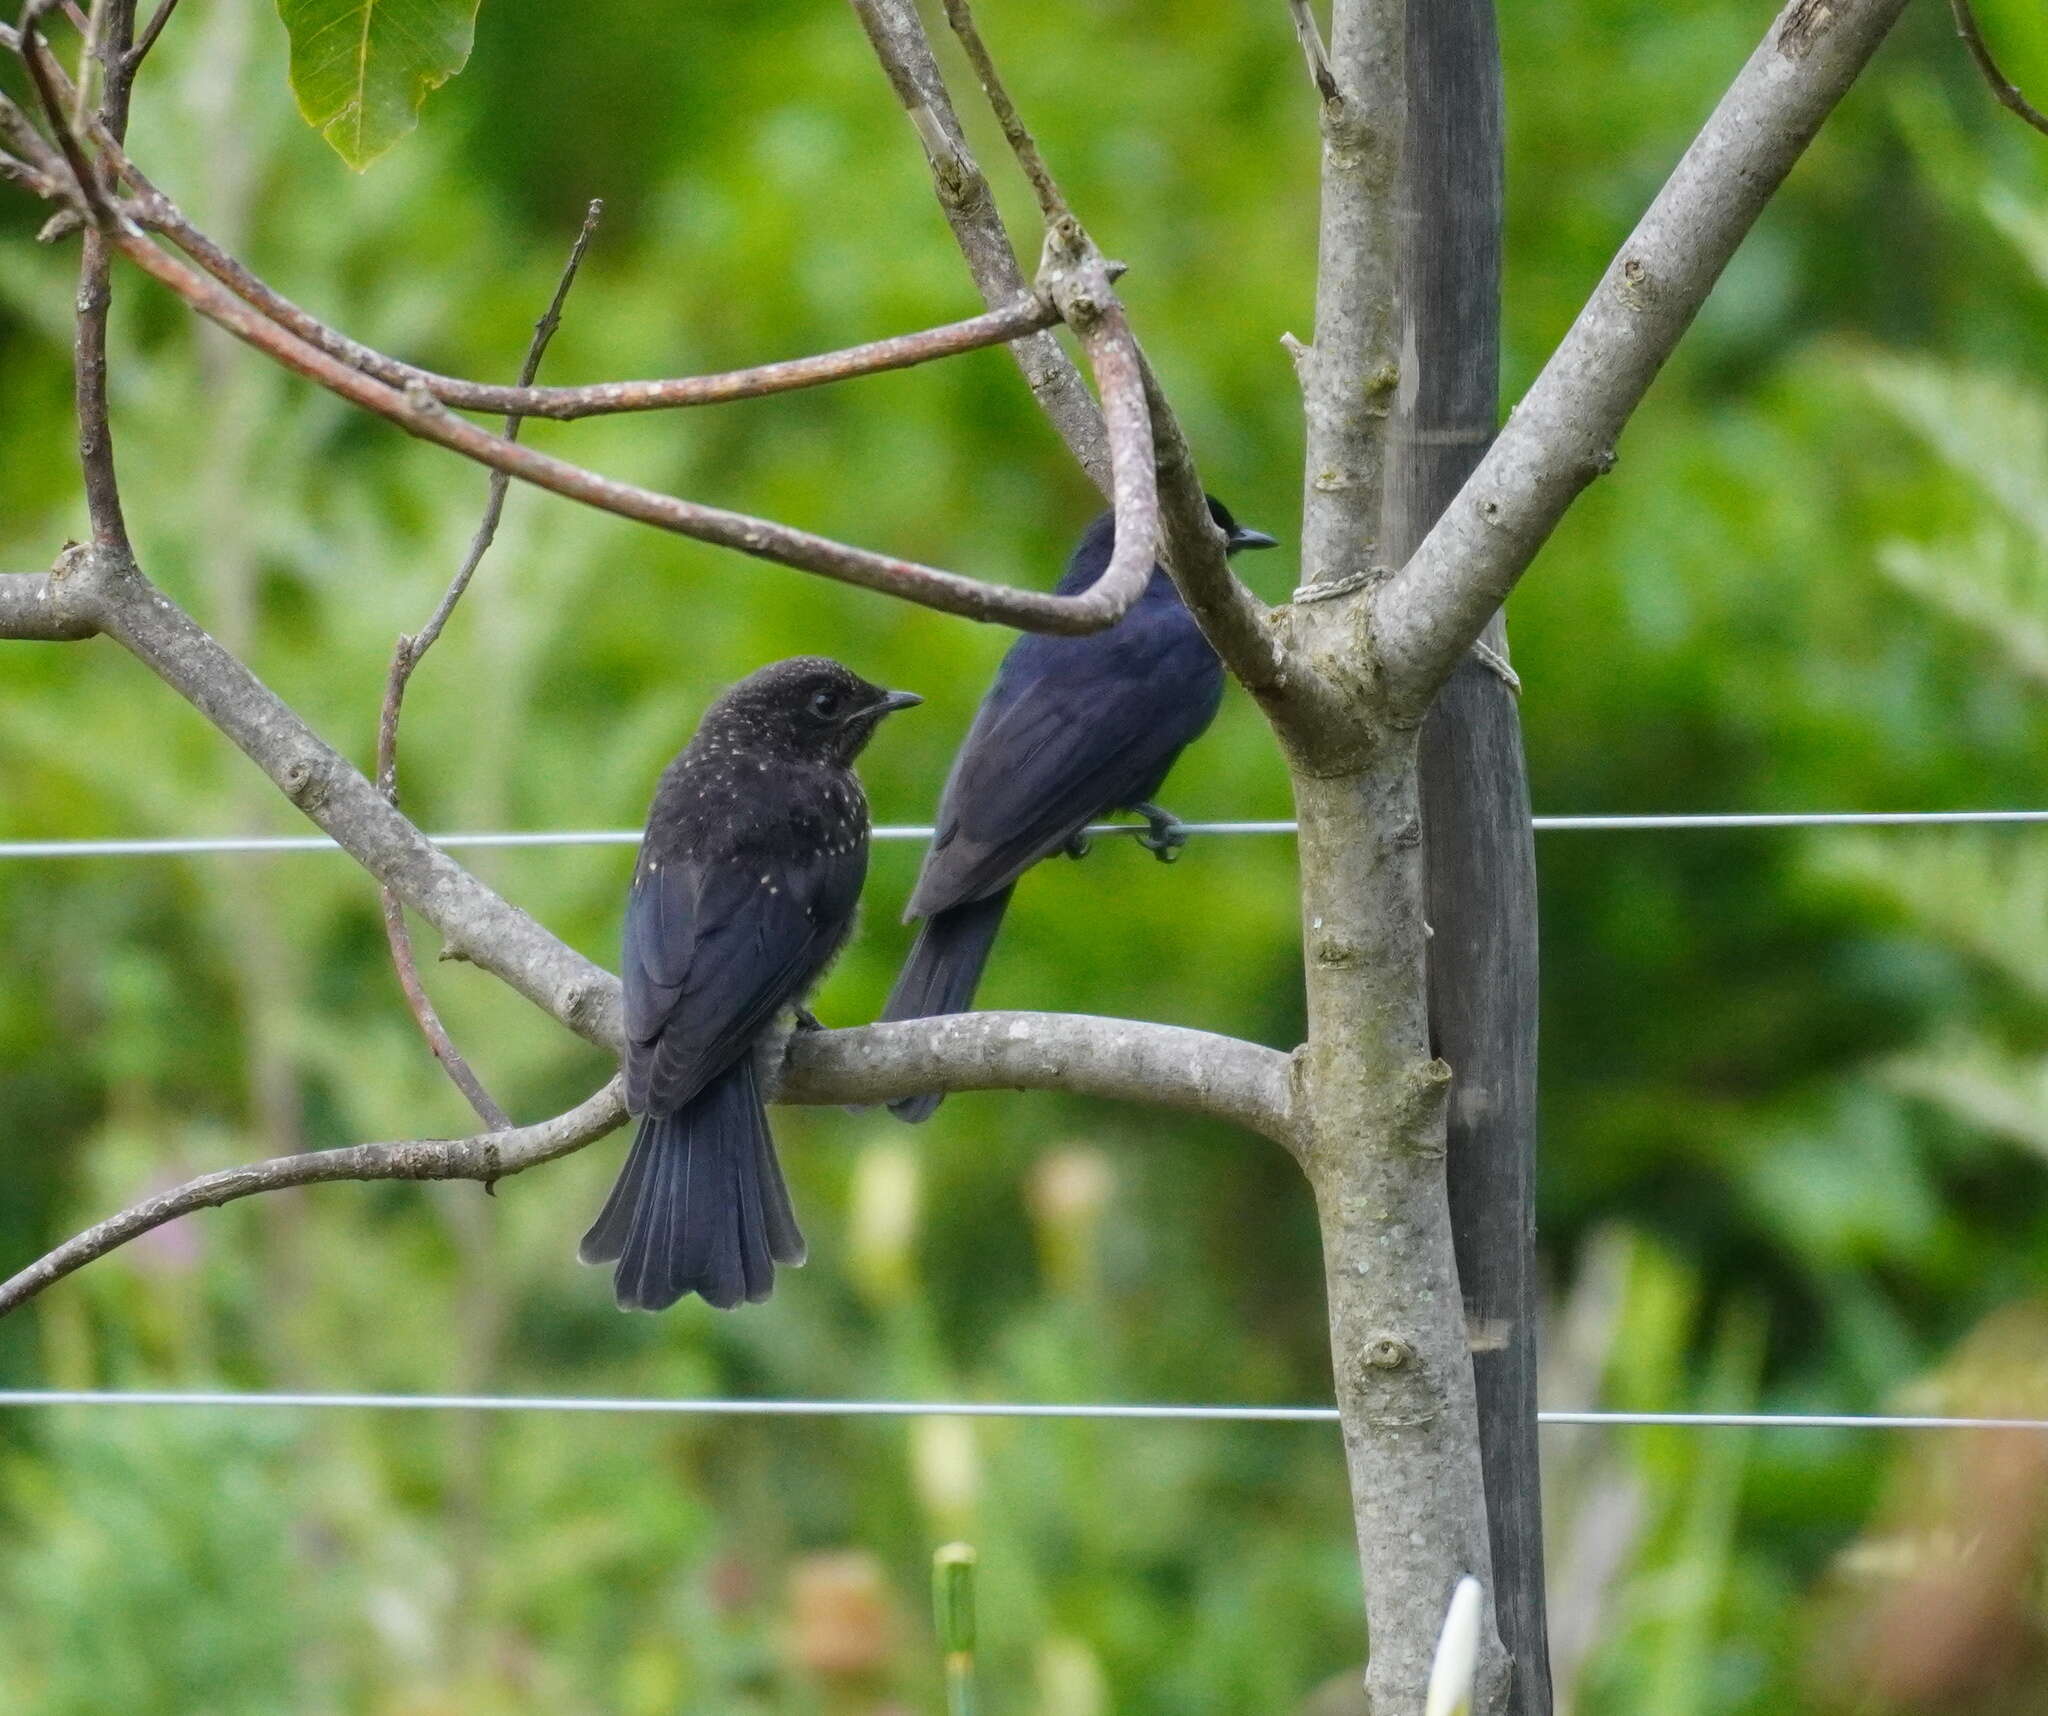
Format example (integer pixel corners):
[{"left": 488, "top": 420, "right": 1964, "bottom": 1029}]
[
  {"left": 0, "top": 1080, "right": 631, "bottom": 1319},
  {"left": 122, "top": 0, "right": 176, "bottom": 74},
  {"left": 843, "top": 0, "right": 1111, "bottom": 489},
  {"left": 94, "top": 224, "right": 1155, "bottom": 634},
  {"left": 40, "top": 544, "right": 626, "bottom": 1050},
  {"left": 0, "top": 563, "right": 98, "bottom": 639},
  {"left": 377, "top": 200, "right": 604, "bottom": 1132},
  {"left": 1296, "top": 0, "right": 1403, "bottom": 601},
  {"left": 1289, "top": 0, "right": 1343, "bottom": 105},
  {"left": 847, "top": 0, "right": 1308, "bottom": 720},
  {"left": 124, "top": 178, "right": 1064, "bottom": 419},
  {"left": 1371, "top": 0, "right": 1911, "bottom": 707},
  {"left": 775, "top": 1012, "right": 1298, "bottom": 1149},
  {"left": 940, "top": 0, "right": 1068, "bottom": 224},
  {"left": 0, "top": 1013, "right": 1297, "bottom": 1320},
  {"left": 1949, "top": 0, "right": 2048, "bottom": 137}
]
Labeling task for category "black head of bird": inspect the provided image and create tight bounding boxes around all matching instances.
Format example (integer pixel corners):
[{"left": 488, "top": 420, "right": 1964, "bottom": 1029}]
[
  {"left": 1203, "top": 494, "right": 1280, "bottom": 555},
  {"left": 700, "top": 655, "right": 922, "bottom": 767}
]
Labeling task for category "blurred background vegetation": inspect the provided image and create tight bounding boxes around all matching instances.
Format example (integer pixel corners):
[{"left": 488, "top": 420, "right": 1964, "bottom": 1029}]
[{"left": 3, "top": 0, "right": 2048, "bottom": 1709}]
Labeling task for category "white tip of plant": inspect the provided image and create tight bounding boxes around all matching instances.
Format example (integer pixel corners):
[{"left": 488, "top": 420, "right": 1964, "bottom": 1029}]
[{"left": 1423, "top": 1576, "right": 1483, "bottom": 1716}]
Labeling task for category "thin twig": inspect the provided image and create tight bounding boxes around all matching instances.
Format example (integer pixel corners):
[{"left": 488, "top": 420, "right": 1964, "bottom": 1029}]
[
  {"left": 0, "top": 1003, "right": 1299, "bottom": 1318},
  {"left": 67, "top": 0, "right": 100, "bottom": 138},
  {"left": 940, "top": 0, "right": 1068, "bottom": 223},
  {"left": 848, "top": 0, "right": 1300, "bottom": 714},
  {"left": 844, "top": 0, "right": 1111, "bottom": 490},
  {"left": 0, "top": 1081, "right": 631, "bottom": 1319},
  {"left": 124, "top": 174, "right": 1062, "bottom": 418},
  {"left": 1288, "top": 0, "right": 1342, "bottom": 104},
  {"left": 0, "top": 145, "right": 56, "bottom": 195},
  {"left": 124, "top": 0, "right": 176, "bottom": 72},
  {"left": 17, "top": 0, "right": 114, "bottom": 230},
  {"left": 5, "top": 59, "right": 1066, "bottom": 418},
  {"left": 1950, "top": 0, "right": 2048, "bottom": 136},
  {"left": 97, "top": 220, "right": 1151, "bottom": 632},
  {"left": 377, "top": 201, "right": 604, "bottom": 1132}
]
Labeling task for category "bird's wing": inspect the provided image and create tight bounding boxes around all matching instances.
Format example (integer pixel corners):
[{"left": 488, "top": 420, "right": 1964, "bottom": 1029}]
[
  {"left": 908, "top": 630, "right": 1220, "bottom": 916},
  {"left": 623, "top": 842, "right": 865, "bottom": 1113}
]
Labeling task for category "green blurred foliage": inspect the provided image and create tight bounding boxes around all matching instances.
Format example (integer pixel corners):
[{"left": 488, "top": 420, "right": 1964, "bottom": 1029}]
[{"left": 3, "top": 0, "right": 2048, "bottom": 1708}]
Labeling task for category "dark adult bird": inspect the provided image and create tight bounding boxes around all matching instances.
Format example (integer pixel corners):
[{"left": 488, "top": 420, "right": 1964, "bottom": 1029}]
[
  {"left": 880, "top": 499, "right": 1277, "bottom": 1121},
  {"left": 581, "top": 656, "right": 921, "bottom": 1310}
]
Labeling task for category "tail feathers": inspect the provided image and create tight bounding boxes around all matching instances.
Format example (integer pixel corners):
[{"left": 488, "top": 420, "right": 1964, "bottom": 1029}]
[
  {"left": 880, "top": 888, "right": 1014, "bottom": 1123},
  {"left": 578, "top": 1058, "right": 805, "bottom": 1311}
]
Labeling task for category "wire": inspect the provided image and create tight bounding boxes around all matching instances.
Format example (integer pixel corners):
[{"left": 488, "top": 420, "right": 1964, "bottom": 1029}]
[
  {"left": 0, "top": 1389, "right": 2040, "bottom": 1430},
  {"left": 2, "top": 810, "right": 2045, "bottom": 860}
]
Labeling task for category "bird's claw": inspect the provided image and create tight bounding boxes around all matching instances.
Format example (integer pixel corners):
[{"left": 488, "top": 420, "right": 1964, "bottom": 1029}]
[
  {"left": 792, "top": 1005, "right": 826, "bottom": 1033},
  {"left": 1133, "top": 803, "right": 1189, "bottom": 863},
  {"left": 1063, "top": 830, "right": 1093, "bottom": 861}
]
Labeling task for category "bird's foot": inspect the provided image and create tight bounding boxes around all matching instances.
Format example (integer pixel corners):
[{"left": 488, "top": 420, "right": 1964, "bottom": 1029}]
[
  {"left": 1063, "top": 829, "right": 1093, "bottom": 861},
  {"left": 792, "top": 1004, "right": 827, "bottom": 1033},
  {"left": 1132, "top": 802, "right": 1189, "bottom": 863}
]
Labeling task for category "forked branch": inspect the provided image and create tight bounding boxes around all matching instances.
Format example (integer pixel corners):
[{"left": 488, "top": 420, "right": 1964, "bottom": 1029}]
[
  {"left": 0, "top": 71, "right": 1153, "bottom": 636},
  {"left": 848, "top": 0, "right": 1303, "bottom": 717},
  {"left": 109, "top": 224, "right": 1159, "bottom": 633}
]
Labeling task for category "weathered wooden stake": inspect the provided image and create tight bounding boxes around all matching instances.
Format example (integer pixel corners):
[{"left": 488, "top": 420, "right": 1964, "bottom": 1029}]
[{"left": 1384, "top": 2, "right": 1552, "bottom": 1712}]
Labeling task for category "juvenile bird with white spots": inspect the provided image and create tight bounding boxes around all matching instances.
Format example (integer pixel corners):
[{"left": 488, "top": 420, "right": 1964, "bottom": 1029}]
[{"left": 581, "top": 657, "right": 920, "bottom": 1310}]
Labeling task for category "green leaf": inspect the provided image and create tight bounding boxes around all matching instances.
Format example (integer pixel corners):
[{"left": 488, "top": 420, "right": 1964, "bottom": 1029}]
[{"left": 275, "top": 0, "right": 482, "bottom": 170}]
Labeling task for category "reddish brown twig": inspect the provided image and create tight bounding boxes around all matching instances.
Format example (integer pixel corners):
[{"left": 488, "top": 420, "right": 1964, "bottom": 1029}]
[
  {"left": 96, "top": 222, "right": 1151, "bottom": 631},
  {"left": 376, "top": 203, "right": 606, "bottom": 1132},
  {"left": 123, "top": 171, "right": 1060, "bottom": 418},
  {"left": 1950, "top": 0, "right": 2048, "bottom": 136}
]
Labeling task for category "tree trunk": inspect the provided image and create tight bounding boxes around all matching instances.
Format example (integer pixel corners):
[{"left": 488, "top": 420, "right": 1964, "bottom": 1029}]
[{"left": 1293, "top": 738, "right": 1508, "bottom": 1716}]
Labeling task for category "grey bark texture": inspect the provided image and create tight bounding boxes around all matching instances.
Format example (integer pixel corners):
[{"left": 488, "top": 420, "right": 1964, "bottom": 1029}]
[{"left": 1384, "top": 0, "right": 1551, "bottom": 1711}]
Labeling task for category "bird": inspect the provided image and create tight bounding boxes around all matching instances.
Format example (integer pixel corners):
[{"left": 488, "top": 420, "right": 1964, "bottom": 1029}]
[
  {"left": 580, "top": 656, "right": 921, "bottom": 1310},
  {"left": 879, "top": 498, "right": 1277, "bottom": 1121}
]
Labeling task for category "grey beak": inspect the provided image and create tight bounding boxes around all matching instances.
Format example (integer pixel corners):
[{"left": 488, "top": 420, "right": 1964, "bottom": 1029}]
[
  {"left": 871, "top": 689, "right": 923, "bottom": 716},
  {"left": 1229, "top": 527, "right": 1280, "bottom": 552}
]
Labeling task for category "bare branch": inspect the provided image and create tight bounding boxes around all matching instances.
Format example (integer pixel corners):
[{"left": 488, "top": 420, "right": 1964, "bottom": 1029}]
[
  {"left": 123, "top": 0, "right": 176, "bottom": 73},
  {"left": 378, "top": 201, "right": 605, "bottom": 1131},
  {"left": 1296, "top": 0, "right": 1402, "bottom": 601},
  {"left": 1371, "top": 0, "right": 1911, "bottom": 706},
  {"left": 1288, "top": 0, "right": 1342, "bottom": 105},
  {"left": 126, "top": 179, "right": 1062, "bottom": 419},
  {"left": 847, "top": 0, "right": 1308, "bottom": 725},
  {"left": 844, "top": 0, "right": 1111, "bottom": 490},
  {"left": 99, "top": 225, "right": 1153, "bottom": 634},
  {"left": 0, "top": 563, "right": 98, "bottom": 639},
  {"left": 0, "top": 1009, "right": 1296, "bottom": 1320},
  {"left": 940, "top": 0, "right": 1068, "bottom": 223},
  {"left": 17, "top": 0, "right": 111, "bottom": 231},
  {"left": 1950, "top": 0, "right": 2048, "bottom": 136},
  {"left": 775, "top": 1012, "right": 1299, "bottom": 1151},
  {"left": 41, "top": 545, "right": 627, "bottom": 1050},
  {"left": 0, "top": 1081, "right": 631, "bottom": 1319},
  {"left": 0, "top": 145, "right": 58, "bottom": 195}
]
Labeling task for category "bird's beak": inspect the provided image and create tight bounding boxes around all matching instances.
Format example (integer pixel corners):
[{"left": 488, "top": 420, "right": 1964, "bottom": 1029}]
[
  {"left": 1229, "top": 527, "right": 1280, "bottom": 552},
  {"left": 868, "top": 689, "right": 923, "bottom": 717}
]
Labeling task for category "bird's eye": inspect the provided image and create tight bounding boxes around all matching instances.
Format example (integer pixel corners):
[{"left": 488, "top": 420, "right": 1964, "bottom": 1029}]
[{"left": 808, "top": 688, "right": 842, "bottom": 719}]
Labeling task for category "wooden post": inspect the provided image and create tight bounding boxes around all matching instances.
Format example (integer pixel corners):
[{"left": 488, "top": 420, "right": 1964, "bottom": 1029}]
[{"left": 1382, "top": 2, "right": 1553, "bottom": 1712}]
